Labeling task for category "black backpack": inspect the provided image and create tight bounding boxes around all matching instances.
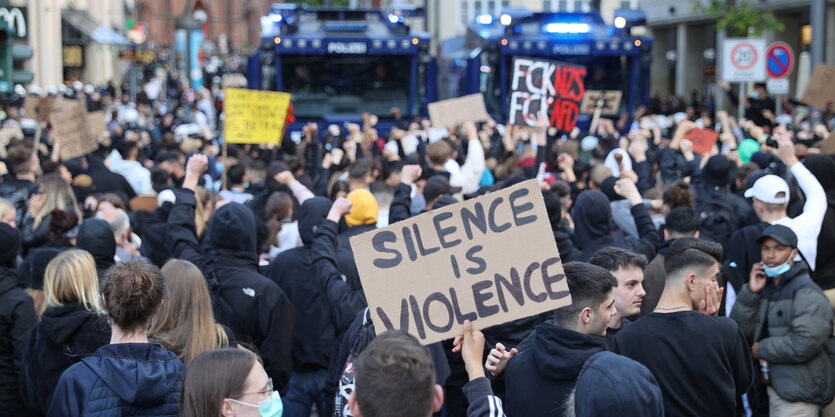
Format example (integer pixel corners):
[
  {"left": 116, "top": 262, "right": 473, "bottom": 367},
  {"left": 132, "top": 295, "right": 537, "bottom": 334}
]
[
  {"left": 333, "top": 308, "right": 376, "bottom": 417},
  {"left": 697, "top": 191, "right": 737, "bottom": 251}
]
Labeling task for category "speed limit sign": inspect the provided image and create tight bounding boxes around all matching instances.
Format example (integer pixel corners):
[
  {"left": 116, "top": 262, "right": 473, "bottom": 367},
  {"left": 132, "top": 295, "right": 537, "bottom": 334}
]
[{"left": 722, "top": 38, "right": 766, "bottom": 82}]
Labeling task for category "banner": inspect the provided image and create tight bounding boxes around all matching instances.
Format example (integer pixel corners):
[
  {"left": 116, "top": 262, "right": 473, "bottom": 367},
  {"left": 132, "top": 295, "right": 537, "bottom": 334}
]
[
  {"left": 50, "top": 100, "right": 98, "bottom": 161},
  {"left": 350, "top": 179, "right": 571, "bottom": 344},
  {"left": 427, "top": 93, "right": 491, "bottom": 128},
  {"left": 509, "top": 57, "right": 586, "bottom": 131},
  {"left": 223, "top": 88, "right": 292, "bottom": 145}
]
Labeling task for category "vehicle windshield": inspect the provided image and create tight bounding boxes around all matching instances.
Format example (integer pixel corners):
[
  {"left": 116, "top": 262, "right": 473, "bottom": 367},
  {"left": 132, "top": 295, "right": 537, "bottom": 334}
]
[
  {"left": 280, "top": 55, "right": 411, "bottom": 118},
  {"left": 482, "top": 53, "right": 633, "bottom": 120}
]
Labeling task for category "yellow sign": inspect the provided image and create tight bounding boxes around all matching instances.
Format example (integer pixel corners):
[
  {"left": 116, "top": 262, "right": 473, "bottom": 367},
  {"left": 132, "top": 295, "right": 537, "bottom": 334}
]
[{"left": 223, "top": 88, "right": 291, "bottom": 145}]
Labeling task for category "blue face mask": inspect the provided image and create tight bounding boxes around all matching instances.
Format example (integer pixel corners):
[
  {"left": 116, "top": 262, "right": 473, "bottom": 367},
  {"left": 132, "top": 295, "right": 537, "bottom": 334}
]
[
  {"left": 230, "top": 390, "right": 283, "bottom": 417},
  {"left": 215, "top": 162, "right": 225, "bottom": 175},
  {"left": 763, "top": 260, "right": 791, "bottom": 278},
  {"left": 750, "top": 91, "right": 760, "bottom": 100}
]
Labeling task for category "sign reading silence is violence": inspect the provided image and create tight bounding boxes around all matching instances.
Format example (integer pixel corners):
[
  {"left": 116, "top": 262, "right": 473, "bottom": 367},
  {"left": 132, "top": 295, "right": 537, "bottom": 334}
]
[
  {"left": 509, "top": 57, "right": 586, "bottom": 132},
  {"left": 351, "top": 179, "right": 571, "bottom": 344}
]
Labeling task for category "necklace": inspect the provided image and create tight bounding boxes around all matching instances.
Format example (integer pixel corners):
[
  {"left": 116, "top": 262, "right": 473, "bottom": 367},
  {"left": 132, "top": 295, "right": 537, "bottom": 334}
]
[{"left": 654, "top": 305, "right": 691, "bottom": 310}]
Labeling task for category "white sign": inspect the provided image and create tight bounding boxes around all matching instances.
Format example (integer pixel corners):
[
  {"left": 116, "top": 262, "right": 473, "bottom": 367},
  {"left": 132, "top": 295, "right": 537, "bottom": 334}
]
[
  {"left": 767, "top": 78, "right": 789, "bottom": 95},
  {"left": 327, "top": 42, "right": 366, "bottom": 54},
  {"left": 722, "top": 38, "right": 766, "bottom": 82}
]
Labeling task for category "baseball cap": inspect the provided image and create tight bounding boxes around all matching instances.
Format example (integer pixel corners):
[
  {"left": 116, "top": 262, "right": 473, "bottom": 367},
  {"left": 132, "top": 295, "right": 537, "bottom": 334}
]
[
  {"left": 757, "top": 224, "right": 797, "bottom": 248},
  {"left": 423, "top": 175, "right": 462, "bottom": 204},
  {"left": 744, "top": 175, "right": 789, "bottom": 204}
]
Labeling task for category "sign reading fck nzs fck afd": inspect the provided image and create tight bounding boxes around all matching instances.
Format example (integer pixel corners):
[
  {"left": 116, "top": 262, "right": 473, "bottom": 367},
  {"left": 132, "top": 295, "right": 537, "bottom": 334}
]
[
  {"left": 351, "top": 180, "right": 571, "bottom": 344},
  {"left": 508, "top": 57, "right": 587, "bottom": 132}
]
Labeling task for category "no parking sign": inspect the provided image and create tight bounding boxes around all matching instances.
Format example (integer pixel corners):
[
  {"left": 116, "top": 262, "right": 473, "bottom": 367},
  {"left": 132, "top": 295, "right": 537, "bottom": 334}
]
[
  {"left": 766, "top": 42, "right": 794, "bottom": 95},
  {"left": 722, "top": 38, "right": 766, "bottom": 82}
]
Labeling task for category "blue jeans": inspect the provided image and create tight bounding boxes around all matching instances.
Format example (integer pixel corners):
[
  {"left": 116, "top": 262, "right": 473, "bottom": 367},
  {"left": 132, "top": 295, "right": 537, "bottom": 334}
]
[{"left": 283, "top": 369, "right": 328, "bottom": 417}]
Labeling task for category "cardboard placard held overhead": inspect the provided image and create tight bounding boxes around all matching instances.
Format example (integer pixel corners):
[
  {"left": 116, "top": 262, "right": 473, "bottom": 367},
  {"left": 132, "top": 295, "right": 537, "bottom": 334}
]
[
  {"left": 350, "top": 179, "right": 571, "bottom": 345},
  {"left": 801, "top": 63, "right": 835, "bottom": 109},
  {"left": 50, "top": 100, "right": 98, "bottom": 160},
  {"left": 223, "top": 88, "right": 292, "bottom": 146},
  {"left": 580, "top": 91, "right": 622, "bottom": 115},
  {"left": 427, "top": 93, "right": 491, "bottom": 128},
  {"left": 684, "top": 127, "right": 720, "bottom": 155},
  {"left": 85, "top": 110, "right": 108, "bottom": 139},
  {"left": 509, "top": 56, "right": 586, "bottom": 131},
  {"left": 822, "top": 131, "right": 835, "bottom": 155},
  {"left": 23, "top": 96, "right": 41, "bottom": 121}
]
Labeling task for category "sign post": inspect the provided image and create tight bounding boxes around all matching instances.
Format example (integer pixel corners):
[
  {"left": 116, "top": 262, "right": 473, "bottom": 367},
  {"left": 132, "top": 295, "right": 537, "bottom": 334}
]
[
  {"left": 722, "top": 38, "right": 766, "bottom": 117},
  {"left": 765, "top": 41, "right": 794, "bottom": 116}
]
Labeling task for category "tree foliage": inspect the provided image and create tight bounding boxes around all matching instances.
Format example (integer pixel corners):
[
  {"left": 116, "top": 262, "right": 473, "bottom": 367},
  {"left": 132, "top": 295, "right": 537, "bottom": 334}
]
[{"left": 692, "top": 0, "right": 785, "bottom": 37}]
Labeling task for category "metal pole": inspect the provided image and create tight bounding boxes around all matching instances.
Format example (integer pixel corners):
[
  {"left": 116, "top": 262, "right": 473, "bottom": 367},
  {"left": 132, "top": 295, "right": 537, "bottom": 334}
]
[
  {"left": 738, "top": 83, "right": 745, "bottom": 119},
  {"left": 776, "top": 95, "right": 782, "bottom": 116},
  {"left": 810, "top": 0, "right": 826, "bottom": 123}
]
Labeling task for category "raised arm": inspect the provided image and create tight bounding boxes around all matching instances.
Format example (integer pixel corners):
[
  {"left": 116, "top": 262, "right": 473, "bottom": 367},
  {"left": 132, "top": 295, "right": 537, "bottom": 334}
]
[{"left": 166, "top": 154, "right": 208, "bottom": 269}]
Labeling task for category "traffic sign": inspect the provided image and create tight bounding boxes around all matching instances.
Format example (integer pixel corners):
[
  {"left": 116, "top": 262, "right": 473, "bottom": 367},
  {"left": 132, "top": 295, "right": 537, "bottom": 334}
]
[
  {"left": 766, "top": 42, "right": 794, "bottom": 79},
  {"left": 722, "top": 38, "right": 766, "bottom": 82},
  {"left": 767, "top": 78, "right": 789, "bottom": 95}
]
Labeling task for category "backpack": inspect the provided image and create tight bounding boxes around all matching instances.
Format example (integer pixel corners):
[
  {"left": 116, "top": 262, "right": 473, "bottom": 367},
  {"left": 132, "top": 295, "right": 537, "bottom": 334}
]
[
  {"left": 697, "top": 191, "right": 737, "bottom": 251},
  {"left": 334, "top": 308, "right": 376, "bottom": 417}
]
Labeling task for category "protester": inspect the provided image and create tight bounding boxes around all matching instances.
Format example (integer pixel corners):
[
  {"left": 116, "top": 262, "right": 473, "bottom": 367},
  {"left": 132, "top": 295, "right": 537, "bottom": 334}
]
[
  {"left": 613, "top": 238, "right": 753, "bottom": 416},
  {"left": 569, "top": 351, "right": 664, "bottom": 417},
  {"left": 802, "top": 154, "right": 835, "bottom": 291},
  {"left": 74, "top": 218, "right": 116, "bottom": 282},
  {"left": 19, "top": 249, "right": 110, "bottom": 414},
  {"left": 0, "top": 223, "right": 36, "bottom": 417},
  {"left": 180, "top": 348, "right": 282, "bottom": 417},
  {"left": 503, "top": 262, "right": 617, "bottom": 417},
  {"left": 96, "top": 208, "right": 144, "bottom": 262},
  {"left": 643, "top": 207, "right": 701, "bottom": 314},
  {"left": 588, "top": 247, "right": 647, "bottom": 349},
  {"left": 0, "top": 146, "right": 40, "bottom": 226},
  {"left": 149, "top": 259, "right": 235, "bottom": 364},
  {"left": 48, "top": 260, "right": 184, "bottom": 417},
  {"left": 730, "top": 225, "right": 834, "bottom": 415}
]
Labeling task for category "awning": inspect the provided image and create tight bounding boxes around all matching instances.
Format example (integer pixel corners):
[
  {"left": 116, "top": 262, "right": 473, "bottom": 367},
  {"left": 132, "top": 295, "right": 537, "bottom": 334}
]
[{"left": 62, "top": 9, "right": 128, "bottom": 46}]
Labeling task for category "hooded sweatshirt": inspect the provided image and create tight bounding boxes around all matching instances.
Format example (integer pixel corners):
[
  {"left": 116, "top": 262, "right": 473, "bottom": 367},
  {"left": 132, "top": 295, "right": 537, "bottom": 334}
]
[
  {"left": 504, "top": 322, "right": 605, "bottom": 417},
  {"left": 76, "top": 219, "right": 116, "bottom": 282},
  {"left": 270, "top": 197, "right": 341, "bottom": 372},
  {"left": 20, "top": 303, "right": 110, "bottom": 412},
  {"left": 574, "top": 351, "right": 664, "bottom": 417},
  {"left": 804, "top": 154, "right": 835, "bottom": 290},
  {"left": 47, "top": 343, "right": 184, "bottom": 417},
  {"left": 571, "top": 190, "right": 660, "bottom": 262}
]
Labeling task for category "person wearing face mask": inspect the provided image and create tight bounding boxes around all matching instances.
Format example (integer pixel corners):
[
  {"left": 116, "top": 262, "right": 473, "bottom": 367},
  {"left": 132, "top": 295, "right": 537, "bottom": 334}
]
[
  {"left": 181, "top": 348, "right": 283, "bottom": 417},
  {"left": 731, "top": 224, "right": 835, "bottom": 416}
]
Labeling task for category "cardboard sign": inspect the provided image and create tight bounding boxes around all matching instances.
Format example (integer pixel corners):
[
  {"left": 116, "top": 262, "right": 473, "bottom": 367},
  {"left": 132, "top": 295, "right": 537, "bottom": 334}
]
[
  {"left": 427, "top": 93, "right": 491, "bottom": 128},
  {"left": 350, "top": 179, "right": 571, "bottom": 344},
  {"left": 822, "top": 131, "right": 835, "bottom": 155},
  {"left": 23, "top": 96, "right": 40, "bottom": 121},
  {"left": 580, "top": 91, "right": 622, "bottom": 115},
  {"left": 223, "top": 88, "right": 291, "bottom": 145},
  {"left": 684, "top": 127, "right": 720, "bottom": 155},
  {"left": 509, "top": 57, "right": 586, "bottom": 131},
  {"left": 85, "top": 110, "right": 107, "bottom": 139},
  {"left": 801, "top": 63, "right": 835, "bottom": 109},
  {"left": 50, "top": 100, "right": 97, "bottom": 160}
]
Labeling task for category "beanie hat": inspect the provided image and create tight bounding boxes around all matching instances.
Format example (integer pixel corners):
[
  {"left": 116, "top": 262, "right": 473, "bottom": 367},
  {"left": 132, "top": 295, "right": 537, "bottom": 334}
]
[
  {"left": 345, "top": 189, "right": 378, "bottom": 227},
  {"left": 702, "top": 155, "right": 735, "bottom": 188},
  {"left": 737, "top": 139, "right": 760, "bottom": 164}
]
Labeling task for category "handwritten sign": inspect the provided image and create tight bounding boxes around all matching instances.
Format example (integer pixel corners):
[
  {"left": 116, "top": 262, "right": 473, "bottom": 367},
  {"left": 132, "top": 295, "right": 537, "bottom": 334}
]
[
  {"left": 350, "top": 179, "right": 570, "bottom": 344},
  {"left": 427, "top": 93, "right": 491, "bottom": 128},
  {"left": 684, "top": 127, "right": 720, "bottom": 155},
  {"left": 223, "top": 88, "right": 291, "bottom": 145},
  {"left": 509, "top": 57, "right": 586, "bottom": 131},
  {"left": 580, "top": 90, "right": 622, "bottom": 115},
  {"left": 50, "top": 100, "right": 97, "bottom": 160},
  {"left": 801, "top": 63, "right": 835, "bottom": 109},
  {"left": 85, "top": 110, "right": 107, "bottom": 139}
]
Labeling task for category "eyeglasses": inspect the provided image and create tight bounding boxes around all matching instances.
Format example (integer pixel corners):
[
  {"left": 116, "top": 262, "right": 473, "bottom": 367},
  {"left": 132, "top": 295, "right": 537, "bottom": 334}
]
[{"left": 238, "top": 378, "right": 273, "bottom": 397}]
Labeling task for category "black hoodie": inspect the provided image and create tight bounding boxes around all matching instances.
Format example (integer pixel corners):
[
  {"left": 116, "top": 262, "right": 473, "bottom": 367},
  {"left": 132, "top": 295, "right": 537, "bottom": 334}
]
[
  {"left": 19, "top": 303, "right": 110, "bottom": 413},
  {"left": 571, "top": 190, "right": 660, "bottom": 262},
  {"left": 167, "top": 190, "right": 296, "bottom": 392},
  {"left": 804, "top": 154, "right": 835, "bottom": 290},
  {"left": 75, "top": 219, "right": 116, "bottom": 283},
  {"left": 504, "top": 322, "right": 605, "bottom": 417},
  {"left": 269, "top": 197, "right": 341, "bottom": 372}
]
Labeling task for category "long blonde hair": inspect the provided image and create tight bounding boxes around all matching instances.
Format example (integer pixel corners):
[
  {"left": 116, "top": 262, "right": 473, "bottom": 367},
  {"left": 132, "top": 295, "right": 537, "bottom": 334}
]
[
  {"left": 150, "top": 259, "right": 229, "bottom": 364},
  {"left": 35, "top": 174, "right": 82, "bottom": 229},
  {"left": 44, "top": 249, "right": 103, "bottom": 313}
]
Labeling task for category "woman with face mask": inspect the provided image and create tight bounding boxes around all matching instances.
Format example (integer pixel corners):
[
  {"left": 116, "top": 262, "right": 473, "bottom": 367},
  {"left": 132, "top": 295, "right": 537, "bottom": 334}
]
[
  {"left": 730, "top": 224, "right": 835, "bottom": 415},
  {"left": 181, "top": 348, "right": 283, "bottom": 417}
]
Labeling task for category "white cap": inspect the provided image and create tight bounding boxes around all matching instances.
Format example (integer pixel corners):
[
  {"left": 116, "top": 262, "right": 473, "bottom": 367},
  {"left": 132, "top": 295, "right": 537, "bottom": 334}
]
[
  {"left": 157, "top": 189, "right": 176, "bottom": 207},
  {"left": 744, "top": 175, "right": 789, "bottom": 204}
]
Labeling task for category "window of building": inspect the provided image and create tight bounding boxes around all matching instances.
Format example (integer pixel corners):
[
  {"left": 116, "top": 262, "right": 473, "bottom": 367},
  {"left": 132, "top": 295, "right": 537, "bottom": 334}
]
[{"left": 558, "top": 0, "right": 567, "bottom": 10}]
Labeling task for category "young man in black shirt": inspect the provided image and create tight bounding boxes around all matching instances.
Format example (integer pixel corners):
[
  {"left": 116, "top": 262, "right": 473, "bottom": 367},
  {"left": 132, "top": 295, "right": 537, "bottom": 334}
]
[
  {"left": 588, "top": 247, "right": 647, "bottom": 350},
  {"left": 613, "top": 238, "right": 754, "bottom": 417}
]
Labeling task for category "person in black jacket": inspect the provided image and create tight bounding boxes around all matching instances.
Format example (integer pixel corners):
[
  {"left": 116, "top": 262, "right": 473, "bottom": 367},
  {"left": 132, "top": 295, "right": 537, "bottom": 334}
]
[
  {"left": 166, "top": 154, "right": 296, "bottom": 393},
  {"left": 19, "top": 249, "right": 110, "bottom": 415},
  {"left": 269, "top": 196, "right": 337, "bottom": 417},
  {"left": 571, "top": 180, "right": 661, "bottom": 262},
  {"left": 75, "top": 218, "right": 116, "bottom": 283},
  {"left": 0, "top": 223, "right": 36, "bottom": 417},
  {"left": 503, "top": 262, "right": 617, "bottom": 417}
]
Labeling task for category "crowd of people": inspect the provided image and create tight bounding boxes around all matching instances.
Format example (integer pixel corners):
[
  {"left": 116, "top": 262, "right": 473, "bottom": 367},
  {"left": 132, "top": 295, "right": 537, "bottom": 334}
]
[{"left": 0, "top": 70, "right": 834, "bottom": 417}]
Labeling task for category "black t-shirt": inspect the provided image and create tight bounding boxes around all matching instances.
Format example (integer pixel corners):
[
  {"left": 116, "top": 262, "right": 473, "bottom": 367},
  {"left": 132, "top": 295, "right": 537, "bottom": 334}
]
[
  {"left": 604, "top": 317, "right": 631, "bottom": 351},
  {"left": 612, "top": 310, "right": 753, "bottom": 417}
]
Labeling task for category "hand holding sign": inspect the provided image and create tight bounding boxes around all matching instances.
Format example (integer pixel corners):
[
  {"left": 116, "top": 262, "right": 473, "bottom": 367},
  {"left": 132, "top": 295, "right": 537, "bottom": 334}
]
[{"left": 451, "top": 320, "right": 487, "bottom": 381}]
